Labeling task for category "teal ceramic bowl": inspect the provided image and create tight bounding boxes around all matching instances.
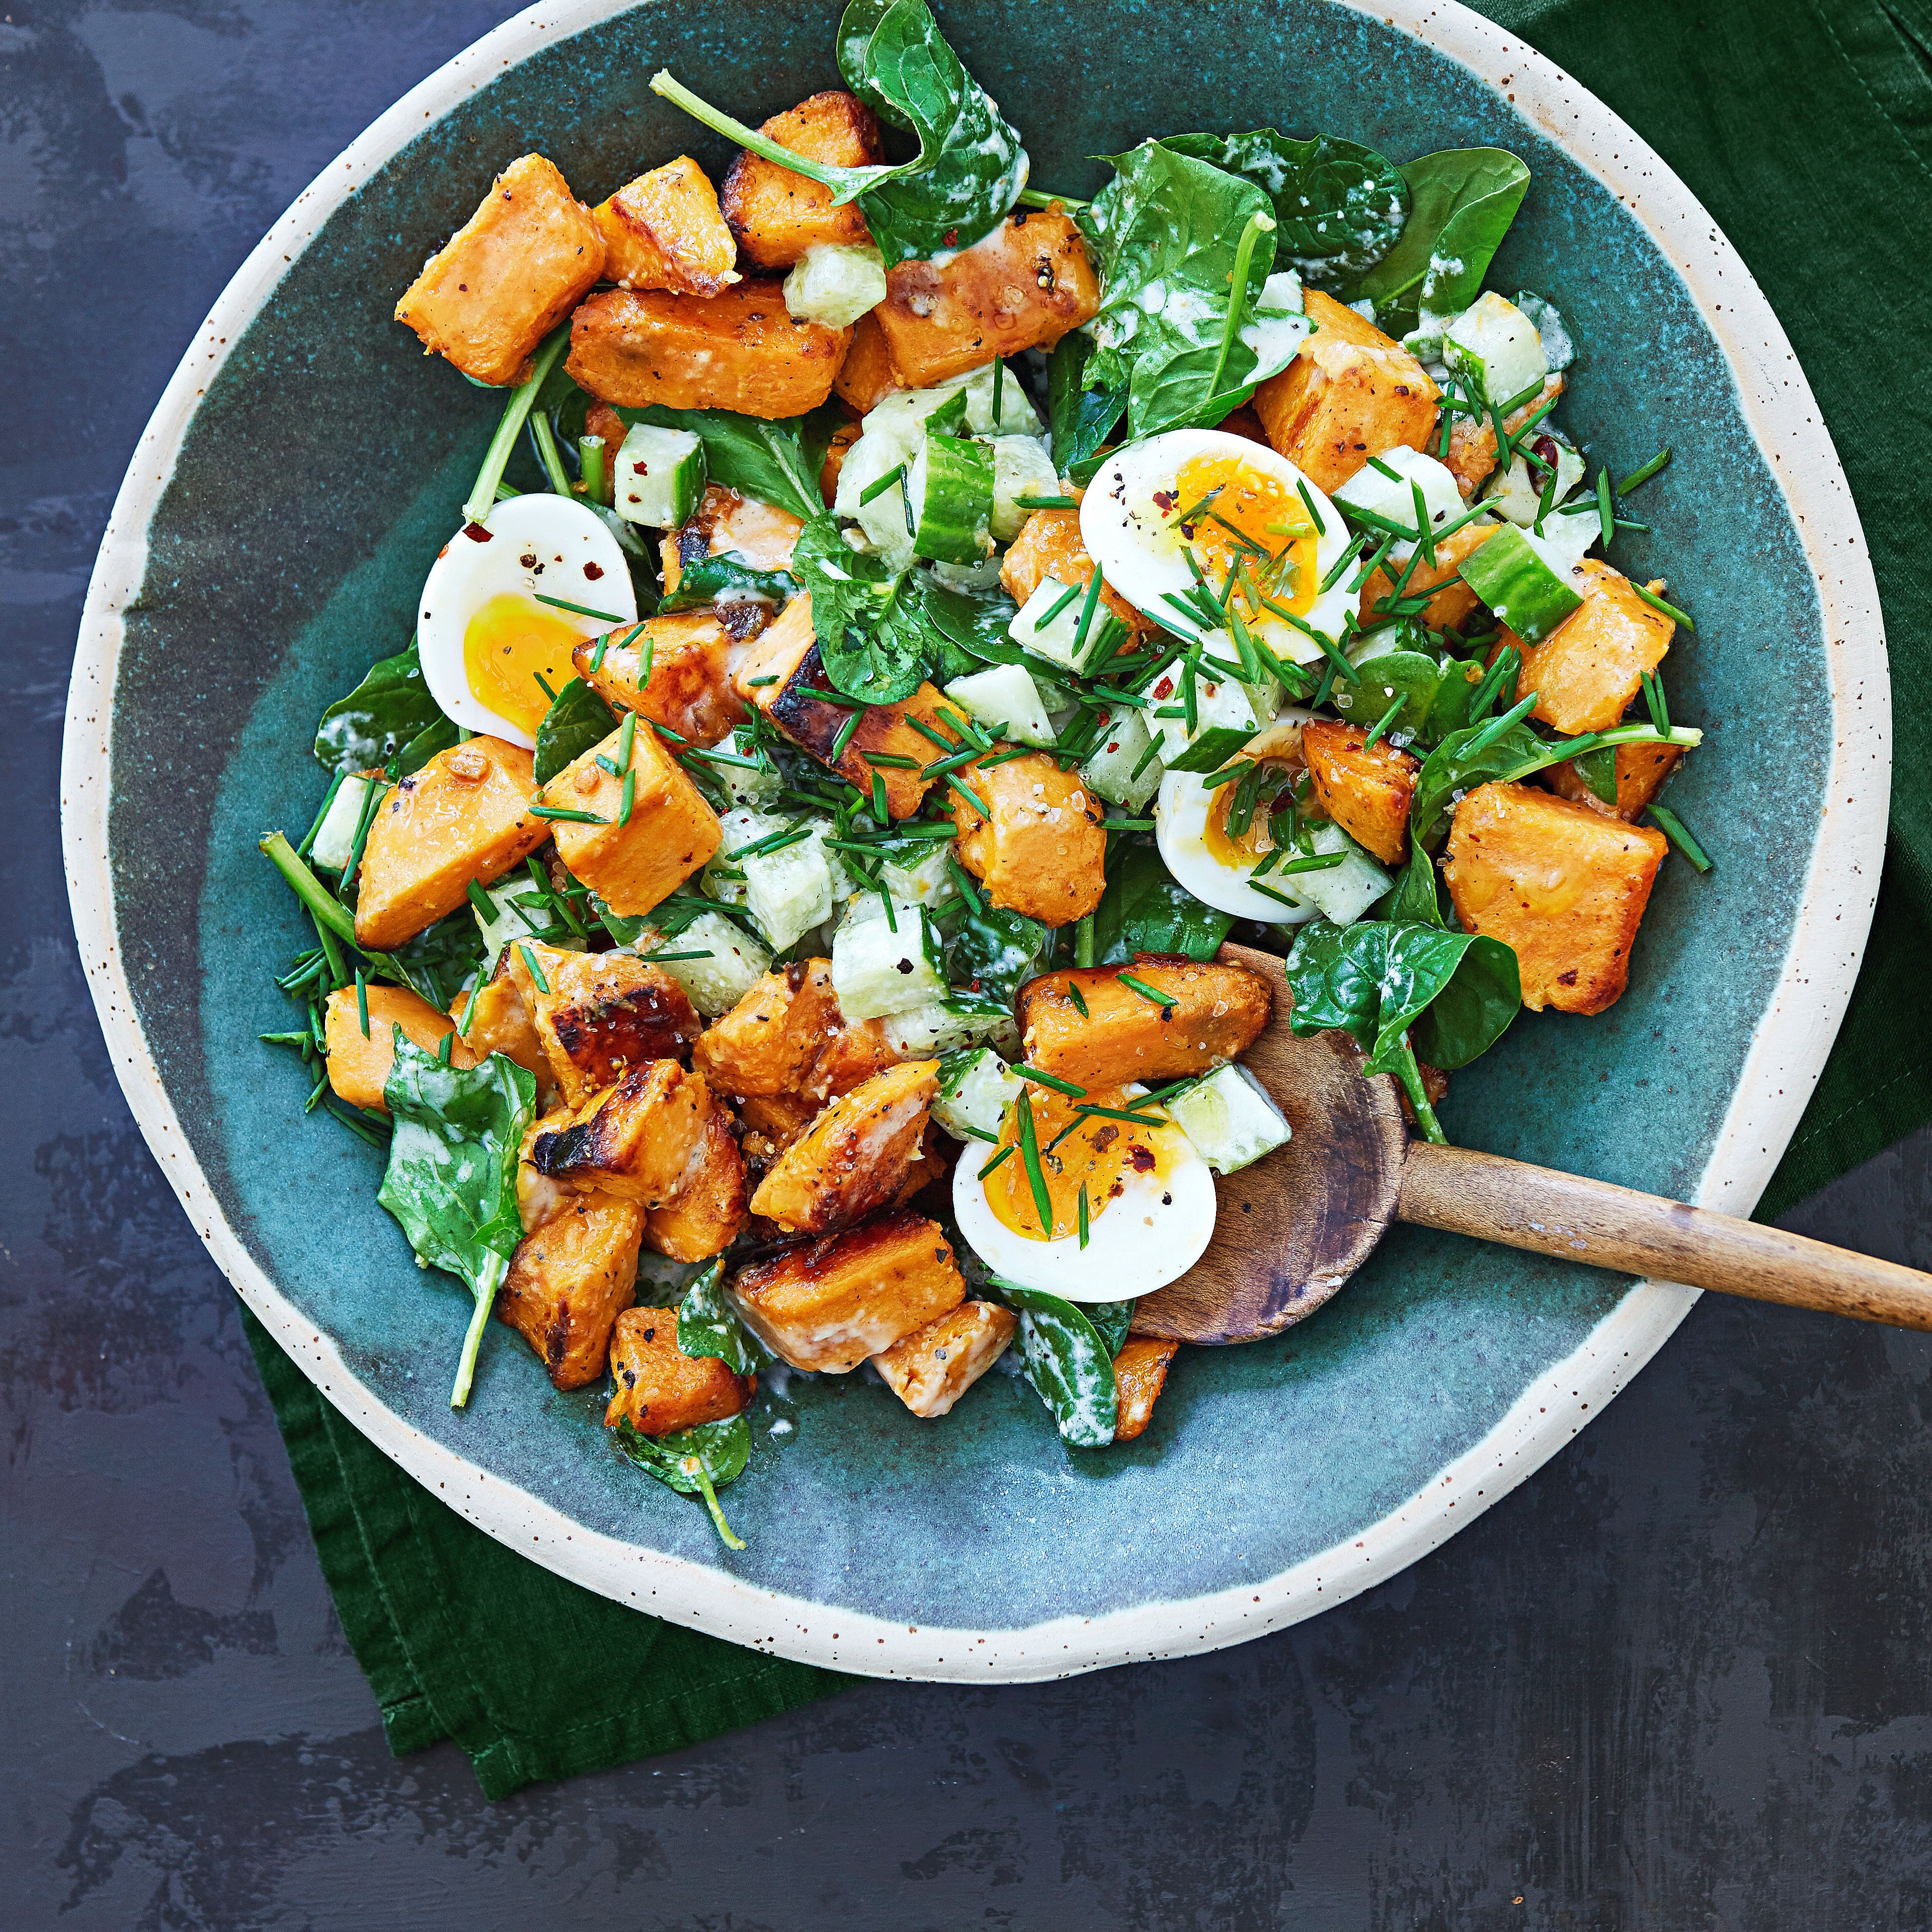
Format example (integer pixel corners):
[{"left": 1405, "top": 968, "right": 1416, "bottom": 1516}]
[{"left": 65, "top": 0, "right": 1886, "bottom": 1678}]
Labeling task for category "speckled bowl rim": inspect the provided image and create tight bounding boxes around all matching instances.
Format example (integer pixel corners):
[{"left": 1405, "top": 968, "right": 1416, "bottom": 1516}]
[{"left": 64, "top": 0, "right": 1888, "bottom": 1680}]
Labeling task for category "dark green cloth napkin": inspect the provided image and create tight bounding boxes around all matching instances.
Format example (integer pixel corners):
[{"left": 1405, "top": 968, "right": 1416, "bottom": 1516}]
[{"left": 243, "top": 0, "right": 1932, "bottom": 1797}]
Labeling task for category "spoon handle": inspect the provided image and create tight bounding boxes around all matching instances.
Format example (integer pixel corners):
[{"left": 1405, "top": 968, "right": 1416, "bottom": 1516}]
[{"left": 1395, "top": 1141, "right": 1932, "bottom": 1330}]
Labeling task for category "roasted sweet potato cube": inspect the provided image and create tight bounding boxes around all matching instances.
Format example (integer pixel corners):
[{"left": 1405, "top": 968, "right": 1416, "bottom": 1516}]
[
  {"left": 527, "top": 1061, "right": 716, "bottom": 1206},
  {"left": 1000, "top": 507, "right": 1147, "bottom": 636},
  {"left": 873, "top": 1300, "right": 1018, "bottom": 1419},
  {"left": 1444, "top": 374, "right": 1565, "bottom": 499},
  {"left": 1019, "top": 956, "right": 1272, "bottom": 1089},
  {"left": 1113, "top": 1337, "right": 1179, "bottom": 1442},
  {"left": 1301, "top": 718, "right": 1420, "bottom": 865},
  {"left": 581, "top": 400, "right": 627, "bottom": 504},
  {"left": 720, "top": 90, "right": 882, "bottom": 269},
  {"left": 573, "top": 611, "right": 744, "bottom": 750},
  {"left": 1356, "top": 518, "right": 1499, "bottom": 631},
  {"left": 833, "top": 312, "right": 901, "bottom": 414},
  {"left": 695, "top": 959, "right": 842, "bottom": 1097},
  {"left": 726, "top": 1210, "right": 965, "bottom": 1372},
  {"left": 1252, "top": 290, "right": 1439, "bottom": 492},
  {"left": 734, "top": 1091, "right": 818, "bottom": 1164},
  {"left": 1507, "top": 559, "right": 1675, "bottom": 736},
  {"left": 1218, "top": 404, "right": 1269, "bottom": 445},
  {"left": 802, "top": 1015, "right": 906, "bottom": 1103},
  {"left": 452, "top": 958, "right": 555, "bottom": 1106},
  {"left": 591, "top": 155, "right": 739, "bottom": 296},
  {"left": 951, "top": 752, "right": 1107, "bottom": 927},
  {"left": 354, "top": 736, "right": 546, "bottom": 950},
  {"left": 496, "top": 1192, "right": 642, "bottom": 1389},
  {"left": 820, "top": 416, "right": 862, "bottom": 505},
  {"left": 644, "top": 1106, "right": 748, "bottom": 1262},
  {"left": 604, "top": 1306, "right": 756, "bottom": 1435},
  {"left": 736, "top": 600, "right": 951, "bottom": 818},
  {"left": 874, "top": 211, "right": 1100, "bottom": 387},
  {"left": 748, "top": 1060, "right": 939, "bottom": 1234},
  {"left": 892, "top": 1119, "right": 951, "bottom": 1205},
  {"left": 324, "top": 986, "right": 472, "bottom": 1113},
  {"left": 539, "top": 721, "right": 720, "bottom": 919},
  {"left": 394, "top": 153, "right": 605, "bottom": 386},
  {"left": 1443, "top": 781, "right": 1668, "bottom": 1015},
  {"left": 508, "top": 940, "right": 700, "bottom": 1105},
  {"left": 1546, "top": 741, "right": 1685, "bottom": 822},
  {"left": 567, "top": 283, "right": 850, "bottom": 418},
  {"left": 658, "top": 485, "right": 803, "bottom": 592},
  {"left": 517, "top": 1102, "right": 575, "bottom": 1232}
]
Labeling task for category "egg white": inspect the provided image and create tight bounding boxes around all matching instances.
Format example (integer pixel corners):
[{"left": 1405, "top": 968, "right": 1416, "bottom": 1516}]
[
  {"left": 1156, "top": 768, "right": 1321, "bottom": 924},
  {"left": 418, "top": 493, "right": 636, "bottom": 748},
  {"left": 950, "top": 1100, "right": 1219, "bottom": 1302},
  {"left": 1079, "top": 429, "right": 1356, "bottom": 668}
]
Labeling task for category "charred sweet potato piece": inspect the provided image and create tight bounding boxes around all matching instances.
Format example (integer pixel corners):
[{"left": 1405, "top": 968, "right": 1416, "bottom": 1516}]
[
  {"left": 1444, "top": 781, "right": 1667, "bottom": 1015},
  {"left": 451, "top": 957, "right": 555, "bottom": 1105},
  {"left": 507, "top": 941, "right": 700, "bottom": 1105},
  {"left": 1356, "top": 518, "right": 1500, "bottom": 631},
  {"left": 873, "top": 211, "right": 1099, "bottom": 387},
  {"left": 497, "top": 1192, "right": 642, "bottom": 1389},
  {"left": 643, "top": 1107, "right": 748, "bottom": 1263},
  {"left": 1301, "top": 718, "right": 1420, "bottom": 866},
  {"left": 726, "top": 1210, "right": 965, "bottom": 1372},
  {"left": 873, "top": 1300, "right": 1018, "bottom": 1419},
  {"left": 538, "top": 721, "right": 720, "bottom": 919},
  {"left": 735, "top": 600, "right": 950, "bottom": 817},
  {"left": 694, "top": 959, "right": 844, "bottom": 1097},
  {"left": 517, "top": 1102, "right": 576, "bottom": 1233},
  {"left": 801, "top": 1016, "right": 906, "bottom": 1103},
  {"left": 567, "top": 283, "right": 849, "bottom": 418},
  {"left": 657, "top": 485, "right": 803, "bottom": 594},
  {"left": 1113, "top": 1337, "right": 1180, "bottom": 1442},
  {"left": 1505, "top": 559, "right": 1675, "bottom": 737},
  {"left": 951, "top": 752, "right": 1107, "bottom": 927},
  {"left": 590, "top": 155, "right": 739, "bottom": 295},
  {"left": 573, "top": 611, "right": 745, "bottom": 749},
  {"left": 1019, "top": 956, "right": 1272, "bottom": 1089},
  {"left": 748, "top": 1060, "right": 939, "bottom": 1233},
  {"left": 604, "top": 1306, "right": 755, "bottom": 1435},
  {"left": 720, "top": 90, "right": 882, "bottom": 269},
  {"left": 833, "top": 312, "right": 901, "bottom": 414},
  {"left": 394, "top": 153, "right": 604, "bottom": 386},
  {"left": 1000, "top": 507, "right": 1146, "bottom": 636},
  {"left": 1546, "top": 741, "right": 1684, "bottom": 822},
  {"left": 1252, "top": 289, "right": 1439, "bottom": 492},
  {"left": 1444, "top": 374, "right": 1565, "bottom": 499},
  {"left": 734, "top": 1091, "right": 818, "bottom": 1164},
  {"left": 324, "top": 986, "right": 472, "bottom": 1113},
  {"left": 527, "top": 1061, "right": 715, "bottom": 1206},
  {"left": 354, "top": 736, "right": 546, "bottom": 950}
]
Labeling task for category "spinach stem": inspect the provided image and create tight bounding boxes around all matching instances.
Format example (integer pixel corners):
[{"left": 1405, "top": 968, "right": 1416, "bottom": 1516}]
[
  {"left": 450, "top": 1251, "right": 507, "bottom": 1409},
  {"left": 1016, "top": 186, "right": 1090, "bottom": 213},
  {"left": 1203, "top": 210, "right": 1276, "bottom": 410},
  {"left": 690, "top": 1458, "right": 748, "bottom": 1551},
  {"left": 650, "top": 70, "right": 884, "bottom": 207},
  {"left": 260, "top": 832, "right": 357, "bottom": 945}
]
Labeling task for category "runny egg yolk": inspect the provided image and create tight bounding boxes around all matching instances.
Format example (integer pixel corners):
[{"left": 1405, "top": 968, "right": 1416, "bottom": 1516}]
[
  {"left": 1203, "top": 759, "right": 1300, "bottom": 871},
  {"left": 987, "top": 1085, "right": 1185, "bottom": 1243},
  {"left": 462, "top": 593, "right": 588, "bottom": 739},
  {"left": 1163, "top": 452, "right": 1319, "bottom": 620}
]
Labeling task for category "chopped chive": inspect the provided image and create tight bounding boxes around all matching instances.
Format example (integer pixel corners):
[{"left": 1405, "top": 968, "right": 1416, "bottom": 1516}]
[
  {"left": 596, "top": 753, "right": 622, "bottom": 776},
  {"left": 295, "top": 769, "right": 347, "bottom": 860},
  {"left": 618, "top": 766, "right": 636, "bottom": 827},
  {"left": 1099, "top": 817, "right": 1155, "bottom": 831},
  {"left": 1019, "top": 1066, "right": 1087, "bottom": 1098},
  {"left": 1071, "top": 1102, "right": 1169, "bottom": 1129},
  {"left": 530, "top": 804, "right": 608, "bottom": 824},
  {"left": 616, "top": 708, "right": 637, "bottom": 771},
  {"left": 1017, "top": 493, "right": 1078, "bottom": 511},
  {"left": 1116, "top": 972, "right": 1176, "bottom": 1016},
  {"left": 747, "top": 673, "right": 779, "bottom": 687},
  {"left": 1465, "top": 690, "right": 1541, "bottom": 756},
  {"left": 992, "top": 354, "right": 1004, "bottom": 423},
  {"left": 1295, "top": 479, "right": 1326, "bottom": 540},
  {"left": 516, "top": 942, "right": 551, "bottom": 994},
  {"left": 1274, "top": 850, "right": 1348, "bottom": 874},
  {"left": 798, "top": 685, "right": 863, "bottom": 709},
  {"left": 1641, "top": 668, "right": 1671, "bottom": 735},
  {"left": 1596, "top": 468, "right": 1615, "bottom": 550},
  {"left": 1068, "top": 981, "right": 1090, "bottom": 1016},
  {"left": 979, "top": 1143, "right": 1016, "bottom": 1181},
  {"left": 859, "top": 461, "right": 907, "bottom": 505},
  {"left": 831, "top": 708, "right": 862, "bottom": 761},
  {"left": 1617, "top": 447, "right": 1672, "bottom": 495},
  {"left": 589, "top": 634, "right": 611, "bottom": 672},
  {"left": 1411, "top": 479, "right": 1436, "bottom": 569},
  {"left": 1647, "top": 801, "right": 1712, "bottom": 871},
  {"left": 1015, "top": 1091, "right": 1055, "bottom": 1235},
  {"left": 1362, "top": 693, "right": 1405, "bottom": 749},
  {"left": 1129, "top": 735, "right": 1164, "bottom": 780},
  {"left": 728, "top": 819, "right": 813, "bottom": 859},
  {"left": 870, "top": 769, "right": 889, "bottom": 824},
  {"left": 1247, "top": 878, "right": 1306, "bottom": 909},
  {"left": 436, "top": 1029, "right": 454, "bottom": 1065},
  {"left": 355, "top": 970, "right": 370, "bottom": 1037},
  {"left": 639, "top": 948, "right": 715, "bottom": 962},
  {"left": 1077, "top": 1183, "right": 1091, "bottom": 1249},
  {"left": 533, "top": 591, "right": 626, "bottom": 623},
  {"left": 901, "top": 468, "right": 916, "bottom": 539},
  {"left": 1631, "top": 582, "right": 1695, "bottom": 631},
  {"left": 944, "top": 773, "right": 989, "bottom": 820}
]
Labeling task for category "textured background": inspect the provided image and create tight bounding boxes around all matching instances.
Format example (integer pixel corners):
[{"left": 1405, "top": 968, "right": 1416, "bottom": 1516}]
[{"left": 7, "top": 2, "right": 1932, "bottom": 1925}]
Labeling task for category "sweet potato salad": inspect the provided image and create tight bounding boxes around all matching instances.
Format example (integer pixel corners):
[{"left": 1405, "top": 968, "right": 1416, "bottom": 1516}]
[{"left": 259, "top": 0, "right": 1705, "bottom": 1544}]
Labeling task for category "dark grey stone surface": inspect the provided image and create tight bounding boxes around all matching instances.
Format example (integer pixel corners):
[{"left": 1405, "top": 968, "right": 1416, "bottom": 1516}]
[{"left": 5, "top": 4, "right": 1929, "bottom": 1924}]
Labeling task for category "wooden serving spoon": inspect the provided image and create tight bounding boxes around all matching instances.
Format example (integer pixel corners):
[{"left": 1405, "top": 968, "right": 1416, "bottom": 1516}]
[{"left": 1130, "top": 943, "right": 1932, "bottom": 1344}]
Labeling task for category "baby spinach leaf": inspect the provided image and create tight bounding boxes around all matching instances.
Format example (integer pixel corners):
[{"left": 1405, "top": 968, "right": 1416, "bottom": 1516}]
[
  {"left": 790, "top": 513, "right": 931, "bottom": 704},
  {"left": 1355, "top": 148, "right": 1531, "bottom": 338},
  {"left": 377, "top": 1036, "right": 536, "bottom": 1408},
  {"left": 532, "top": 677, "right": 619, "bottom": 785},
  {"left": 1411, "top": 933, "right": 1520, "bottom": 1073},
  {"left": 1408, "top": 718, "right": 1543, "bottom": 849},
  {"left": 946, "top": 895, "right": 1046, "bottom": 1016},
  {"left": 997, "top": 1281, "right": 1118, "bottom": 1448},
  {"left": 615, "top": 405, "right": 824, "bottom": 522},
  {"left": 1046, "top": 331, "right": 1126, "bottom": 473},
  {"left": 1091, "top": 841, "right": 1234, "bottom": 964},
  {"left": 1385, "top": 843, "right": 1447, "bottom": 930},
  {"left": 611, "top": 1413, "right": 751, "bottom": 1549},
  {"left": 1333, "top": 649, "right": 1442, "bottom": 743},
  {"left": 1162, "top": 129, "right": 1408, "bottom": 284},
  {"left": 1163, "top": 725, "right": 1258, "bottom": 774},
  {"left": 314, "top": 641, "right": 451, "bottom": 775},
  {"left": 677, "top": 1259, "right": 760, "bottom": 1375},
  {"left": 1086, "top": 1300, "right": 1136, "bottom": 1358},
  {"left": 658, "top": 553, "right": 800, "bottom": 613}
]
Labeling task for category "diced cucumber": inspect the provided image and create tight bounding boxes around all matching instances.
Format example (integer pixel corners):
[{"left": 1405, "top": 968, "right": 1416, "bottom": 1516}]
[
  {"left": 1154, "top": 666, "right": 1277, "bottom": 764},
  {"left": 1332, "top": 445, "right": 1465, "bottom": 561},
  {"left": 1512, "top": 290, "right": 1574, "bottom": 372},
  {"left": 1239, "top": 269, "right": 1313, "bottom": 380},
  {"left": 637, "top": 911, "right": 772, "bottom": 1017},
  {"left": 884, "top": 1001, "right": 1019, "bottom": 1060},
  {"left": 831, "top": 896, "right": 946, "bottom": 1019},
  {"left": 908, "top": 434, "right": 994, "bottom": 565},
  {"left": 720, "top": 726, "right": 783, "bottom": 807},
  {"left": 880, "top": 841, "right": 958, "bottom": 907},
  {"left": 929, "top": 553, "right": 1007, "bottom": 592},
  {"left": 783, "top": 242, "right": 888, "bottom": 328},
  {"left": 1482, "top": 443, "right": 1586, "bottom": 526},
  {"left": 944, "top": 662, "right": 1055, "bottom": 747},
  {"left": 1442, "top": 292, "right": 1549, "bottom": 407},
  {"left": 310, "top": 773, "right": 377, "bottom": 872},
  {"left": 1292, "top": 823, "right": 1392, "bottom": 926},
  {"left": 1008, "top": 573, "right": 1090, "bottom": 668},
  {"left": 1165, "top": 1064, "right": 1292, "bottom": 1174},
  {"left": 469, "top": 871, "right": 565, "bottom": 968},
  {"left": 1080, "top": 705, "right": 1162, "bottom": 812},
  {"left": 1456, "top": 522, "right": 1585, "bottom": 641},
  {"left": 954, "top": 358, "right": 1042, "bottom": 438},
  {"left": 933, "top": 1045, "right": 1025, "bottom": 1142},
  {"left": 991, "top": 435, "right": 1060, "bottom": 541},
  {"left": 1524, "top": 507, "right": 1599, "bottom": 572},
  {"left": 705, "top": 808, "right": 835, "bottom": 952},
  {"left": 614, "top": 424, "right": 706, "bottom": 529}
]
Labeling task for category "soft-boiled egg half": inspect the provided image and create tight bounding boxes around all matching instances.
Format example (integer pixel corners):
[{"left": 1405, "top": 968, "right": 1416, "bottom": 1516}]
[
  {"left": 1156, "top": 715, "right": 1318, "bottom": 922},
  {"left": 418, "top": 494, "right": 636, "bottom": 748},
  {"left": 951, "top": 1083, "right": 1218, "bottom": 1301},
  {"left": 1080, "top": 428, "right": 1355, "bottom": 667}
]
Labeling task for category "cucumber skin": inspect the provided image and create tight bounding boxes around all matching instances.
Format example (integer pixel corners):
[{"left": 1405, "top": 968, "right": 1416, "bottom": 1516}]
[
  {"left": 912, "top": 434, "right": 995, "bottom": 566},
  {"left": 1456, "top": 522, "right": 1583, "bottom": 643}
]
